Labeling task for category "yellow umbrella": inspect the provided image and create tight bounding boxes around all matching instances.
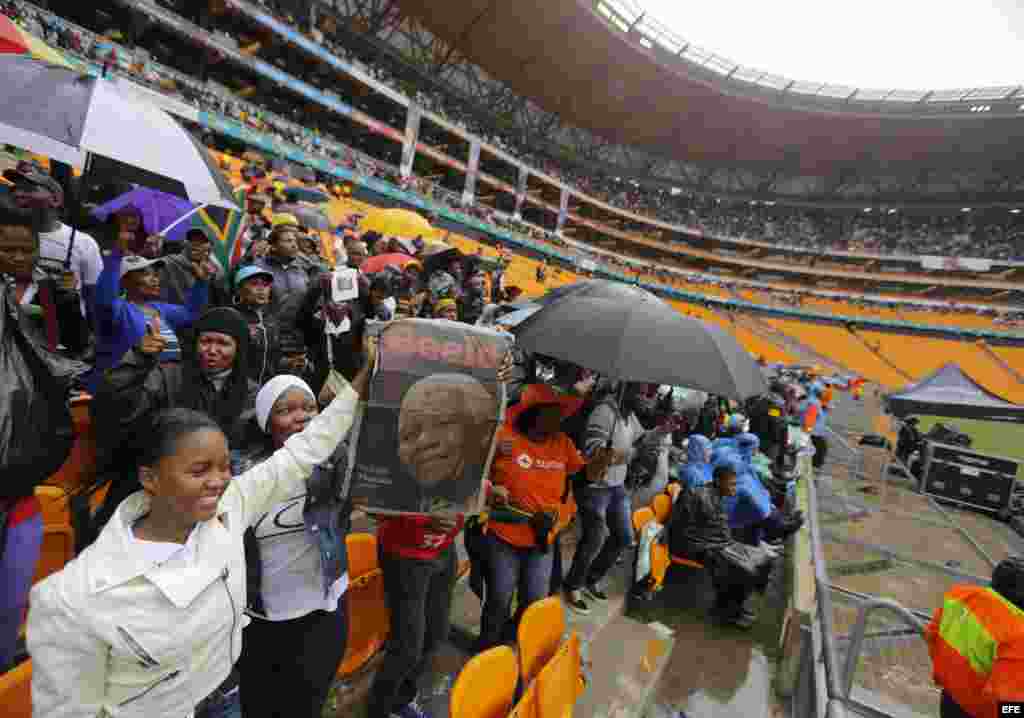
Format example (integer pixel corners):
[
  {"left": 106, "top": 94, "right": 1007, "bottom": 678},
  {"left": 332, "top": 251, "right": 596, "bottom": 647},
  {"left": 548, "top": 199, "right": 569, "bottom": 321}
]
[{"left": 359, "top": 207, "right": 435, "bottom": 240}]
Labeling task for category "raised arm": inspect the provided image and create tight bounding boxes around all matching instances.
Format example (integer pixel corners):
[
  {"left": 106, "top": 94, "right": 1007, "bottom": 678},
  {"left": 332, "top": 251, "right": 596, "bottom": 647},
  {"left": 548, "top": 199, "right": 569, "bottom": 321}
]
[{"left": 232, "top": 339, "right": 375, "bottom": 525}]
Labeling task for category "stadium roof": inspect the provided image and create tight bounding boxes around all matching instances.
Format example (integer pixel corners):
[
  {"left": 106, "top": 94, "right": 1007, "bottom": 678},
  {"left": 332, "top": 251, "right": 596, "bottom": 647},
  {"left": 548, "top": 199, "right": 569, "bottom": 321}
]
[
  {"left": 391, "top": 0, "right": 1024, "bottom": 174},
  {"left": 615, "top": 0, "right": 1022, "bottom": 105}
]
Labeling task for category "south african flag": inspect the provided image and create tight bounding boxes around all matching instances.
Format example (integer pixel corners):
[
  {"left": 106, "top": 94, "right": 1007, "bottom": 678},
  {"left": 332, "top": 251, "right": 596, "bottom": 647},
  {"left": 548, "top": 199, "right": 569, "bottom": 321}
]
[{"left": 191, "top": 185, "right": 248, "bottom": 273}]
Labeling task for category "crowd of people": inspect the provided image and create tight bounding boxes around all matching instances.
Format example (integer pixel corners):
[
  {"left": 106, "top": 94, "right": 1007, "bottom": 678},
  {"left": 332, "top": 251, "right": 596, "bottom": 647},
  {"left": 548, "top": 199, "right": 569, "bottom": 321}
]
[
  {"left": 0, "top": 144, "right": 817, "bottom": 716},
  {"left": 10, "top": 0, "right": 1024, "bottom": 268},
  {"left": 1, "top": 7, "right": 1023, "bottom": 717}
]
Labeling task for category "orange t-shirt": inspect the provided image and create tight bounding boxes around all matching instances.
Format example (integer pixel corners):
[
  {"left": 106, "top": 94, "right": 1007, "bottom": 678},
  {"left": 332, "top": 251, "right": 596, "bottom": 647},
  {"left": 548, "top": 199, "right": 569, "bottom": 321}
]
[{"left": 488, "top": 425, "right": 586, "bottom": 548}]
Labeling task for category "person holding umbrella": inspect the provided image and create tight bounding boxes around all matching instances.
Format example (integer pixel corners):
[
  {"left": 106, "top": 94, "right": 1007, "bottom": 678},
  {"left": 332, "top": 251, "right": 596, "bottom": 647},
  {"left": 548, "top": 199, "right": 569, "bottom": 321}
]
[{"left": 7, "top": 164, "right": 102, "bottom": 320}]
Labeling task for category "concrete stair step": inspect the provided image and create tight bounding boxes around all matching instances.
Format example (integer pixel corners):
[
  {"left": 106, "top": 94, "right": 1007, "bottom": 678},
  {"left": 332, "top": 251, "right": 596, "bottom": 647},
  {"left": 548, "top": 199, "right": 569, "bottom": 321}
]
[{"left": 574, "top": 613, "right": 676, "bottom": 718}]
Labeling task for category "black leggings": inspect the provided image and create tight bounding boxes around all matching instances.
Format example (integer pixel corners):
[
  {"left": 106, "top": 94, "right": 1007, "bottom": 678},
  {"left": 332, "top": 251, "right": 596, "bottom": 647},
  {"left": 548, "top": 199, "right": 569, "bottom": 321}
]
[{"left": 239, "top": 603, "right": 349, "bottom": 718}]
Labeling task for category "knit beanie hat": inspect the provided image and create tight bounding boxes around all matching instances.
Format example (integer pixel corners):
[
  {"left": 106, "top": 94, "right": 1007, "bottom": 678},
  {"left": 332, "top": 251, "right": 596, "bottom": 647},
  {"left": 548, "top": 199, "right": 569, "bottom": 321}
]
[
  {"left": 255, "top": 374, "right": 315, "bottom": 432},
  {"left": 193, "top": 307, "right": 250, "bottom": 347}
]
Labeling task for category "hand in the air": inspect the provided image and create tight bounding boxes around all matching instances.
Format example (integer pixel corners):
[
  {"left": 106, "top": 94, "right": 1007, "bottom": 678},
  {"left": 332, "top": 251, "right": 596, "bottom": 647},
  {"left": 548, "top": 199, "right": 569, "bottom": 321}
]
[
  {"left": 191, "top": 259, "right": 211, "bottom": 282},
  {"left": 496, "top": 351, "right": 515, "bottom": 383},
  {"left": 137, "top": 316, "right": 167, "bottom": 356}
]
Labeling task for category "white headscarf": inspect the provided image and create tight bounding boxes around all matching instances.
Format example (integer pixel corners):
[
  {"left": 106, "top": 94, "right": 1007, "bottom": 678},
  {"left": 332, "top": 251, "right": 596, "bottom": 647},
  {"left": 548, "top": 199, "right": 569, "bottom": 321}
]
[{"left": 255, "top": 375, "right": 315, "bottom": 432}]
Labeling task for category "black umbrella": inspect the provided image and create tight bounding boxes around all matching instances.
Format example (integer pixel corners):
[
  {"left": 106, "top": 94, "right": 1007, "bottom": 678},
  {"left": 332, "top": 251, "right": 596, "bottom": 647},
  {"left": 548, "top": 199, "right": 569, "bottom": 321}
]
[
  {"left": 537, "top": 279, "right": 663, "bottom": 306},
  {"left": 514, "top": 296, "right": 767, "bottom": 400}
]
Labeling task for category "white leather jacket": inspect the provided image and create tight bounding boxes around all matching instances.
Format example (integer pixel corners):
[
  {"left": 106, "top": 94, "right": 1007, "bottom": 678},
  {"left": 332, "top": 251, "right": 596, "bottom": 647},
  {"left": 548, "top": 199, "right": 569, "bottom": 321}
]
[{"left": 27, "top": 382, "right": 360, "bottom": 718}]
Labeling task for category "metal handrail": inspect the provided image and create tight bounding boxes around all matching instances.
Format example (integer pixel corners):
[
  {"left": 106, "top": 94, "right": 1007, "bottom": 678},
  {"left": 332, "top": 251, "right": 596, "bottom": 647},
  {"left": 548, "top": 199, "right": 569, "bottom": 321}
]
[
  {"left": 840, "top": 598, "right": 925, "bottom": 699},
  {"left": 806, "top": 474, "right": 849, "bottom": 707}
]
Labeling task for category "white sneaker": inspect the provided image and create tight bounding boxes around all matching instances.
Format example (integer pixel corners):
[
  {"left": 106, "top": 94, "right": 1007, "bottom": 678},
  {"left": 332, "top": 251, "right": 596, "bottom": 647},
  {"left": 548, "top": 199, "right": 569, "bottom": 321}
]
[{"left": 759, "top": 541, "right": 781, "bottom": 557}]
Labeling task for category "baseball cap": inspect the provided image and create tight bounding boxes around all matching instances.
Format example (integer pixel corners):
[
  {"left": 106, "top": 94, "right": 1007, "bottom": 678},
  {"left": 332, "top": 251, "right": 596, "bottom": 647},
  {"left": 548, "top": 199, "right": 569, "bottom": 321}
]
[
  {"left": 3, "top": 166, "right": 64, "bottom": 199},
  {"left": 234, "top": 264, "right": 274, "bottom": 287},
  {"left": 119, "top": 254, "right": 164, "bottom": 280}
]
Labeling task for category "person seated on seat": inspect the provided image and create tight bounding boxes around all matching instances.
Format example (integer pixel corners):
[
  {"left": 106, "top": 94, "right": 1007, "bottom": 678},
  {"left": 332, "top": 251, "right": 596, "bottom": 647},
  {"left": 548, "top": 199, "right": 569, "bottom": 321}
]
[
  {"left": 728, "top": 434, "right": 804, "bottom": 551},
  {"left": 678, "top": 435, "right": 713, "bottom": 489},
  {"left": 667, "top": 464, "right": 772, "bottom": 629},
  {"left": 711, "top": 413, "right": 747, "bottom": 453}
]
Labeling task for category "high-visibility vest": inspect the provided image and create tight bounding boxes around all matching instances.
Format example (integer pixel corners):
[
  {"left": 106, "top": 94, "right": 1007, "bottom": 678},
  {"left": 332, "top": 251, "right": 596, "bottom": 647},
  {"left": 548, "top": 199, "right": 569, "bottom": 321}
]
[{"left": 925, "top": 584, "right": 1024, "bottom": 718}]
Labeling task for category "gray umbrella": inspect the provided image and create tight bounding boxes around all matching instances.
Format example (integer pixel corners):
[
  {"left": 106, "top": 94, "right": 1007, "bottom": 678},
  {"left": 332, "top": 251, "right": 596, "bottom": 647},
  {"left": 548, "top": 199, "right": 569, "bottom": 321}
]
[
  {"left": 514, "top": 296, "right": 767, "bottom": 400},
  {"left": 274, "top": 203, "right": 331, "bottom": 231}
]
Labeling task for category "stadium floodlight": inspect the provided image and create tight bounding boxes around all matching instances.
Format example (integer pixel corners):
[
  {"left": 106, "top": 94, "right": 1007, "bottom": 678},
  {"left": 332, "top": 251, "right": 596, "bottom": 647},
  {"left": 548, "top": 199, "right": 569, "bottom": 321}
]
[
  {"left": 764, "top": 201, "right": 776, "bottom": 206},
  {"left": 961, "top": 207, "right": 972, "bottom": 212},
  {"left": 863, "top": 208, "right": 872, "bottom": 213},
  {"left": 887, "top": 209, "right": 898, "bottom": 214},
  {"left": 1011, "top": 209, "right": 1022, "bottom": 214}
]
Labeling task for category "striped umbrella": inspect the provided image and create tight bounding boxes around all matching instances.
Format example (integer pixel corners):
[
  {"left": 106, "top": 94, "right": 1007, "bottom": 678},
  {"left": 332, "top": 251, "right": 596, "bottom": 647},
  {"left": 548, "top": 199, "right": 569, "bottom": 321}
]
[
  {"left": 0, "top": 56, "right": 237, "bottom": 208},
  {"left": 0, "top": 16, "right": 74, "bottom": 68}
]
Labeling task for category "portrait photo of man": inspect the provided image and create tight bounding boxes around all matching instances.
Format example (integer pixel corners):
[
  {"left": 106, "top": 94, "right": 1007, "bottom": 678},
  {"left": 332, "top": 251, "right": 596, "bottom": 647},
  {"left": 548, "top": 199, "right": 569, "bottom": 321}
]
[{"left": 397, "top": 372, "right": 500, "bottom": 512}]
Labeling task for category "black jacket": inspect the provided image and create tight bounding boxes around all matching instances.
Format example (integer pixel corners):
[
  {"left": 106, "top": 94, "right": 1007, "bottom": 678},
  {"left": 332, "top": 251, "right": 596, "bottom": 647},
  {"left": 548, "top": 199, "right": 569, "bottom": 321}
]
[
  {"left": 669, "top": 484, "right": 732, "bottom": 557},
  {"left": 297, "top": 280, "right": 366, "bottom": 390},
  {"left": 236, "top": 303, "right": 281, "bottom": 387},
  {"left": 88, "top": 352, "right": 259, "bottom": 539}
]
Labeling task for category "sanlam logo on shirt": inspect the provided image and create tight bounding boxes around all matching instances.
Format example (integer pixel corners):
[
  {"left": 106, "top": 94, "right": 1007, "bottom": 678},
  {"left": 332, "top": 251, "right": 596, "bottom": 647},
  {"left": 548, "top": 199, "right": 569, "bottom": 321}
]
[{"left": 516, "top": 453, "right": 565, "bottom": 471}]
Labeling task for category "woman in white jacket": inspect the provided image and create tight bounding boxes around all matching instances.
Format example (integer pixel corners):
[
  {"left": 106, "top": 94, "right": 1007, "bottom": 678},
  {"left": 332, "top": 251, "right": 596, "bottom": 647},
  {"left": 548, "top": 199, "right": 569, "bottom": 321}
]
[{"left": 26, "top": 343, "right": 374, "bottom": 718}]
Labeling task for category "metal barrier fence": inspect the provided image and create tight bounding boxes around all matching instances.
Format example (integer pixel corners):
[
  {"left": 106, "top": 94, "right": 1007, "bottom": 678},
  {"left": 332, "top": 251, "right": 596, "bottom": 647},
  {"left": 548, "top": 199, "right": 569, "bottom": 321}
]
[{"left": 794, "top": 391, "right": 1019, "bottom": 718}]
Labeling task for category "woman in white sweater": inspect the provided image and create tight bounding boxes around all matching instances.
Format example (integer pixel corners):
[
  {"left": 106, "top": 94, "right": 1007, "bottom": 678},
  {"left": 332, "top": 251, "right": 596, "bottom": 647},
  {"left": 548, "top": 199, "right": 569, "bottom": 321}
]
[{"left": 26, "top": 343, "right": 374, "bottom": 718}]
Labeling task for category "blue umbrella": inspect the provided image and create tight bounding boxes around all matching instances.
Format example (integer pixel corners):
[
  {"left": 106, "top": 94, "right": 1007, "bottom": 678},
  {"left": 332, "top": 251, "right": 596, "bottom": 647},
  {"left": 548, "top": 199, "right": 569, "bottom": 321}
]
[{"left": 92, "top": 186, "right": 198, "bottom": 243}]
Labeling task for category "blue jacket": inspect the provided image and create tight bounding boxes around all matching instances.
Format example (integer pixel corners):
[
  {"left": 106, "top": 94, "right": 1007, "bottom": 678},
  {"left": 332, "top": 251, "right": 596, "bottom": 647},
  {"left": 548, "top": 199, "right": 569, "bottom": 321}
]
[
  {"left": 679, "top": 434, "right": 712, "bottom": 488},
  {"left": 89, "top": 251, "right": 208, "bottom": 391},
  {"left": 721, "top": 434, "right": 774, "bottom": 528},
  {"left": 711, "top": 436, "right": 738, "bottom": 453}
]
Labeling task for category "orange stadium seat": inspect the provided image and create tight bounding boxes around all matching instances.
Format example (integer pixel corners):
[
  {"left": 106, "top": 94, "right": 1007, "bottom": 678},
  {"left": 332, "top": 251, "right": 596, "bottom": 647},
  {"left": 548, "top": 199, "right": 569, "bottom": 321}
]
[
  {"left": 33, "top": 486, "right": 75, "bottom": 584},
  {"left": 518, "top": 597, "right": 566, "bottom": 685},
  {"left": 535, "top": 632, "right": 585, "bottom": 718},
  {"left": 449, "top": 646, "right": 519, "bottom": 718},
  {"left": 508, "top": 682, "right": 538, "bottom": 718},
  {"left": 0, "top": 659, "right": 32, "bottom": 718},
  {"left": 336, "top": 533, "right": 390, "bottom": 677}
]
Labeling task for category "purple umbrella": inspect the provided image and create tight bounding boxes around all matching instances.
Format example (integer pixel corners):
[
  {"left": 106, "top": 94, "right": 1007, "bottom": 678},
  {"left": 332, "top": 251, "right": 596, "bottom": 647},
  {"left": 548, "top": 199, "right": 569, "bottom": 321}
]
[{"left": 91, "top": 186, "right": 199, "bottom": 243}]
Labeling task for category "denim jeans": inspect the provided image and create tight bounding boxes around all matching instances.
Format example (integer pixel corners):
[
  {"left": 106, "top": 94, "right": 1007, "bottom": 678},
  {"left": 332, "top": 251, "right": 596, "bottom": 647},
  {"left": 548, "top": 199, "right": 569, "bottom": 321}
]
[
  {"left": 564, "top": 483, "right": 633, "bottom": 591},
  {"left": 479, "top": 532, "right": 554, "bottom": 650},
  {"left": 366, "top": 546, "right": 456, "bottom": 717},
  {"left": 0, "top": 509, "right": 42, "bottom": 671},
  {"left": 195, "top": 689, "right": 242, "bottom": 718}
]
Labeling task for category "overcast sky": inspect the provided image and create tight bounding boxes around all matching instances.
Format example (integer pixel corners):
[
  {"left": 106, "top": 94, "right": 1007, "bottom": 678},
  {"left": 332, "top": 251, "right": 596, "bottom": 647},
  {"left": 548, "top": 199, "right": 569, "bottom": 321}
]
[{"left": 641, "top": 0, "right": 1023, "bottom": 90}]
